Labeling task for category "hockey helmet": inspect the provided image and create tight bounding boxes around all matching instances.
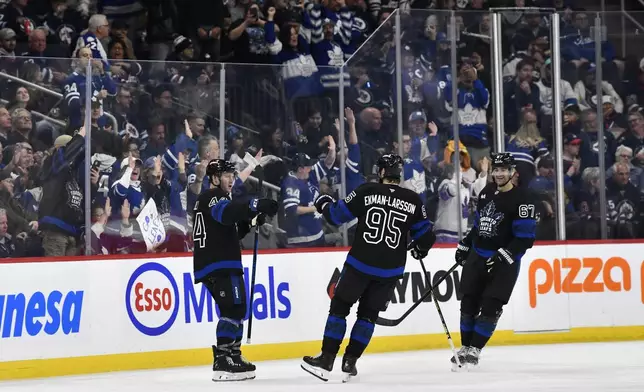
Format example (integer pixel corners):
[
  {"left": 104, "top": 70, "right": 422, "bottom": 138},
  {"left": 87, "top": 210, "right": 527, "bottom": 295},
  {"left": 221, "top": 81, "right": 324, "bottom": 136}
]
[
  {"left": 376, "top": 154, "right": 404, "bottom": 181},
  {"left": 206, "top": 159, "right": 236, "bottom": 177},
  {"left": 292, "top": 153, "right": 316, "bottom": 169},
  {"left": 491, "top": 153, "right": 515, "bottom": 168}
]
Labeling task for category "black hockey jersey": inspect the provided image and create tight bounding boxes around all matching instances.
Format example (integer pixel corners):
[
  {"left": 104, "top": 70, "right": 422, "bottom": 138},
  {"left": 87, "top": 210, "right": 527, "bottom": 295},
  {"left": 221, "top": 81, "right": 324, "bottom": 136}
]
[
  {"left": 321, "top": 182, "right": 435, "bottom": 280},
  {"left": 192, "top": 187, "right": 257, "bottom": 283},
  {"left": 465, "top": 183, "right": 537, "bottom": 261}
]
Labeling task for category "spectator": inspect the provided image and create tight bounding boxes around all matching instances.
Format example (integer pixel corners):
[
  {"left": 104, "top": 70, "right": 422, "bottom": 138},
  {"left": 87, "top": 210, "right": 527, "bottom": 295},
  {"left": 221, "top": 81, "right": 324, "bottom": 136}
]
[
  {"left": 579, "top": 108, "right": 616, "bottom": 168},
  {"left": 72, "top": 14, "right": 111, "bottom": 68},
  {"left": 265, "top": 8, "right": 323, "bottom": 100},
  {"left": 537, "top": 58, "right": 577, "bottom": 117},
  {"left": 562, "top": 133, "right": 583, "bottom": 183},
  {"left": 0, "top": 105, "right": 10, "bottom": 145},
  {"left": 0, "top": 168, "right": 37, "bottom": 237},
  {"left": 21, "top": 28, "right": 67, "bottom": 84},
  {"left": 227, "top": 2, "right": 271, "bottom": 64},
  {"left": 357, "top": 107, "right": 387, "bottom": 175},
  {"left": 63, "top": 47, "right": 117, "bottom": 129},
  {"left": 606, "top": 162, "right": 640, "bottom": 238},
  {"left": 189, "top": 0, "right": 226, "bottom": 60},
  {"left": 615, "top": 106, "right": 644, "bottom": 151},
  {"left": 107, "top": 38, "right": 143, "bottom": 83},
  {"left": 281, "top": 143, "right": 336, "bottom": 248},
  {"left": 141, "top": 117, "right": 167, "bottom": 160},
  {"left": 574, "top": 64, "right": 623, "bottom": 114},
  {"left": 0, "top": 28, "right": 18, "bottom": 75},
  {"left": 506, "top": 107, "right": 549, "bottom": 187},
  {"left": 504, "top": 59, "right": 541, "bottom": 134},
  {"left": 392, "top": 131, "right": 426, "bottom": 202},
  {"left": 434, "top": 163, "right": 470, "bottom": 243},
  {"left": 0, "top": 207, "right": 19, "bottom": 258},
  {"left": 38, "top": 128, "right": 85, "bottom": 257},
  {"left": 42, "top": 0, "right": 87, "bottom": 48},
  {"left": 606, "top": 145, "right": 642, "bottom": 188},
  {"left": 572, "top": 167, "right": 602, "bottom": 234},
  {"left": 444, "top": 62, "right": 490, "bottom": 165},
  {"left": 2, "top": 0, "right": 35, "bottom": 43}
]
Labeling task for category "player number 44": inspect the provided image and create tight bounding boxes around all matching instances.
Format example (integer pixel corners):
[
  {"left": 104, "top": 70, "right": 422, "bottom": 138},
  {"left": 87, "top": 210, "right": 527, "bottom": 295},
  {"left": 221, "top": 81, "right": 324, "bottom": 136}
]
[
  {"left": 193, "top": 212, "right": 207, "bottom": 248},
  {"left": 518, "top": 204, "right": 536, "bottom": 219},
  {"left": 363, "top": 207, "right": 408, "bottom": 249}
]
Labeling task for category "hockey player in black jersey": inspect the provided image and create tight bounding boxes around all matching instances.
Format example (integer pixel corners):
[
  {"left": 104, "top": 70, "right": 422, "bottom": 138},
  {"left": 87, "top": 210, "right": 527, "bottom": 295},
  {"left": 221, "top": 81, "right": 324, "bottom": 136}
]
[
  {"left": 192, "top": 159, "right": 279, "bottom": 381},
  {"left": 451, "top": 153, "right": 537, "bottom": 369},
  {"left": 301, "top": 154, "right": 437, "bottom": 382}
]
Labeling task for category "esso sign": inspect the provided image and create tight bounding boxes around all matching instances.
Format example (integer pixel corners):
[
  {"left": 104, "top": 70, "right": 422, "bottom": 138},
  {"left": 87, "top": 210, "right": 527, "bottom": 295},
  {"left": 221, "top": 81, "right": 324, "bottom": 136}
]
[
  {"left": 134, "top": 282, "right": 172, "bottom": 312},
  {"left": 125, "top": 262, "right": 180, "bottom": 336}
]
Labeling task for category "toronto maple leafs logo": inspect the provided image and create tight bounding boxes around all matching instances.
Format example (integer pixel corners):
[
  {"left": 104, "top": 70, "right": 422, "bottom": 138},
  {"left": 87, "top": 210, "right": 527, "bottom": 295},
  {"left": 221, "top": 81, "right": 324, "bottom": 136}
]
[{"left": 478, "top": 201, "right": 504, "bottom": 238}]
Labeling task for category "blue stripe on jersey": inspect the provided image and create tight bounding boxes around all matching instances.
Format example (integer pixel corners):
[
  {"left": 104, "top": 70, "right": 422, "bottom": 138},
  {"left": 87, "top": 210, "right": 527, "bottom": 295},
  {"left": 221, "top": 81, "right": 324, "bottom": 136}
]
[
  {"left": 211, "top": 199, "right": 230, "bottom": 223},
  {"left": 194, "top": 260, "right": 243, "bottom": 280},
  {"left": 346, "top": 255, "right": 404, "bottom": 278},
  {"left": 410, "top": 219, "right": 431, "bottom": 241},
  {"left": 472, "top": 244, "right": 495, "bottom": 258},
  {"left": 328, "top": 200, "right": 356, "bottom": 225},
  {"left": 512, "top": 219, "right": 537, "bottom": 238}
]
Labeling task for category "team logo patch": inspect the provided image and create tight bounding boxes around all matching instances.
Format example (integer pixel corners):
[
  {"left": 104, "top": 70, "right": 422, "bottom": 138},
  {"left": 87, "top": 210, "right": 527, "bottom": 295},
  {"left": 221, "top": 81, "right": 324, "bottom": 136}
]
[{"left": 478, "top": 201, "right": 504, "bottom": 238}]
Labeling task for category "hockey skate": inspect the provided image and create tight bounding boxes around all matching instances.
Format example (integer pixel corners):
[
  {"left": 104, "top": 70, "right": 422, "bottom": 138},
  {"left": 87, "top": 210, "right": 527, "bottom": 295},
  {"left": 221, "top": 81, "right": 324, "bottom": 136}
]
[
  {"left": 231, "top": 353, "right": 256, "bottom": 380},
  {"left": 341, "top": 355, "right": 358, "bottom": 383},
  {"left": 301, "top": 352, "right": 336, "bottom": 381},
  {"left": 212, "top": 346, "right": 250, "bottom": 382},
  {"left": 462, "top": 347, "right": 481, "bottom": 370},
  {"left": 450, "top": 346, "right": 468, "bottom": 372}
]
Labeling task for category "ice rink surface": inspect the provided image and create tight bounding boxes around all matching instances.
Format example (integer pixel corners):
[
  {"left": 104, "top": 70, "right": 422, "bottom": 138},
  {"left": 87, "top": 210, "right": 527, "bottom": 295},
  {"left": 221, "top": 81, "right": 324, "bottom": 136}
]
[{"left": 2, "top": 341, "right": 643, "bottom": 392}]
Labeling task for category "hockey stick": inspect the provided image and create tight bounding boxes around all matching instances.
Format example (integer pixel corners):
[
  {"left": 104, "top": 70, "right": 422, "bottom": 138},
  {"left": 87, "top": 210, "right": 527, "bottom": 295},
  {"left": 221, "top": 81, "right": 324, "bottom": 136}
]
[
  {"left": 246, "top": 166, "right": 264, "bottom": 344},
  {"left": 375, "top": 262, "right": 460, "bottom": 327},
  {"left": 419, "top": 259, "right": 462, "bottom": 368}
]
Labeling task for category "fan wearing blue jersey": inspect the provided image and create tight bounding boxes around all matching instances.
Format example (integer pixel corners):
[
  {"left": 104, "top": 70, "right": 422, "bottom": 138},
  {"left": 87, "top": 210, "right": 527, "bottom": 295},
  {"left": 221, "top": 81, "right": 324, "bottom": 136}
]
[
  {"left": 72, "top": 14, "right": 111, "bottom": 69},
  {"left": 444, "top": 62, "right": 490, "bottom": 165},
  {"left": 281, "top": 144, "right": 336, "bottom": 248}
]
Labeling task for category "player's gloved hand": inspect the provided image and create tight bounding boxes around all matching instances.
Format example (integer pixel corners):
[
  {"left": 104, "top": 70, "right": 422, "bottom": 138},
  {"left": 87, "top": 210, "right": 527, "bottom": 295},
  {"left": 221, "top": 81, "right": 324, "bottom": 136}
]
[
  {"left": 250, "top": 198, "right": 279, "bottom": 216},
  {"left": 486, "top": 248, "right": 514, "bottom": 274},
  {"left": 455, "top": 242, "right": 470, "bottom": 266},
  {"left": 409, "top": 242, "right": 429, "bottom": 260},
  {"left": 314, "top": 194, "right": 335, "bottom": 214},
  {"left": 254, "top": 213, "right": 267, "bottom": 227}
]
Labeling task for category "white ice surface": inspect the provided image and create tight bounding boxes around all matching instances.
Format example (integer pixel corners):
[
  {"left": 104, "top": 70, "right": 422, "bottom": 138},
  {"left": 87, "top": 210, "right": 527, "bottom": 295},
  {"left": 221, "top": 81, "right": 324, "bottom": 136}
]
[{"left": 2, "top": 341, "right": 643, "bottom": 392}]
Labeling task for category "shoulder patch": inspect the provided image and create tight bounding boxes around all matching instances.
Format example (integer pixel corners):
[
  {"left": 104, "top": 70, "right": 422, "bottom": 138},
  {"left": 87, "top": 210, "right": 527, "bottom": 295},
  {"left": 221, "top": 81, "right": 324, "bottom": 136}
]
[{"left": 208, "top": 197, "right": 219, "bottom": 207}]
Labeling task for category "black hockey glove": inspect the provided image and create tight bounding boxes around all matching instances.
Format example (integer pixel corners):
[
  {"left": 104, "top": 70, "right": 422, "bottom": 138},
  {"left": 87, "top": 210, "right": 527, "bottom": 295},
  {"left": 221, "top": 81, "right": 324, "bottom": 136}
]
[
  {"left": 314, "top": 194, "right": 335, "bottom": 214},
  {"left": 486, "top": 248, "right": 514, "bottom": 274},
  {"left": 250, "top": 198, "right": 279, "bottom": 216},
  {"left": 253, "top": 213, "right": 267, "bottom": 227},
  {"left": 455, "top": 242, "right": 470, "bottom": 266},
  {"left": 409, "top": 242, "right": 429, "bottom": 260}
]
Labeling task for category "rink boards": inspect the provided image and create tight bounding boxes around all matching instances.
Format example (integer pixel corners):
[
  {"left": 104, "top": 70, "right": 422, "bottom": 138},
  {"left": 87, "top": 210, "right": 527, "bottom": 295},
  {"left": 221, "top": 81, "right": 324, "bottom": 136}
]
[{"left": 0, "top": 241, "right": 643, "bottom": 380}]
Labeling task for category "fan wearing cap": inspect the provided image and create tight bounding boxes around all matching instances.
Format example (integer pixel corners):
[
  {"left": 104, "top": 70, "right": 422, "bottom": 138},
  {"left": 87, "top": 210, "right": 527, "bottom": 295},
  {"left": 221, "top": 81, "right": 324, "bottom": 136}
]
[
  {"left": 281, "top": 146, "right": 336, "bottom": 247},
  {"left": 574, "top": 64, "right": 623, "bottom": 114},
  {"left": 192, "top": 159, "right": 278, "bottom": 381},
  {"left": 450, "top": 152, "right": 537, "bottom": 369},
  {"left": 535, "top": 58, "right": 577, "bottom": 116},
  {"left": 38, "top": 126, "right": 87, "bottom": 256},
  {"left": 562, "top": 133, "right": 582, "bottom": 180}
]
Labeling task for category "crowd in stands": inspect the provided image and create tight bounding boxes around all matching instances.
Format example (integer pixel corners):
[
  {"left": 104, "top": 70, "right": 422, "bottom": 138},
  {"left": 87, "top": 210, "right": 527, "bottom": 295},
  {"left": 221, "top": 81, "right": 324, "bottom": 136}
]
[{"left": 0, "top": 0, "right": 643, "bottom": 258}]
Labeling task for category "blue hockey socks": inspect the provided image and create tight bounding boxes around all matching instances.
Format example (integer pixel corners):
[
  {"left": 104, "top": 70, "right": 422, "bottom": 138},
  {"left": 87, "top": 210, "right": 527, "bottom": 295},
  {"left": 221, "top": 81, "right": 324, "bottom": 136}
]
[
  {"left": 460, "top": 313, "right": 475, "bottom": 346},
  {"left": 216, "top": 317, "right": 242, "bottom": 354},
  {"left": 345, "top": 318, "right": 375, "bottom": 358},
  {"left": 321, "top": 315, "right": 347, "bottom": 355}
]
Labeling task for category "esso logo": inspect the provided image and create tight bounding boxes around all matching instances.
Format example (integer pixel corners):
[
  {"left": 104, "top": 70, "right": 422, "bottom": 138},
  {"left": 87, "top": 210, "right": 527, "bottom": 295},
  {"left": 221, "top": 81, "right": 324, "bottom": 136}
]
[{"left": 125, "top": 262, "right": 180, "bottom": 336}]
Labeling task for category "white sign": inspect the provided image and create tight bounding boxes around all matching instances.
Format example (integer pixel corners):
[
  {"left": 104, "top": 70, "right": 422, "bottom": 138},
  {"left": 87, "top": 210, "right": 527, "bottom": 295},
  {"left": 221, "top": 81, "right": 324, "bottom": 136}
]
[{"left": 136, "top": 199, "right": 166, "bottom": 251}]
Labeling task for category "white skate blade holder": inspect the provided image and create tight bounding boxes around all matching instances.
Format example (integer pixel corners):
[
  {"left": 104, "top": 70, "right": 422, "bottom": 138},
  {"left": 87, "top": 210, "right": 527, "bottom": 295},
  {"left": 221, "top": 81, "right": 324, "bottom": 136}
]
[
  {"left": 342, "top": 371, "right": 358, "bottom": 383},
  {"left": 301, "top": 361, "right": 330, "bottom": 382},
  {"left": 451, "top": 362, "right": 478, "bottom": 372},
  {"left": 212, "top": 370, "right": 254, "bottom": 382}
]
